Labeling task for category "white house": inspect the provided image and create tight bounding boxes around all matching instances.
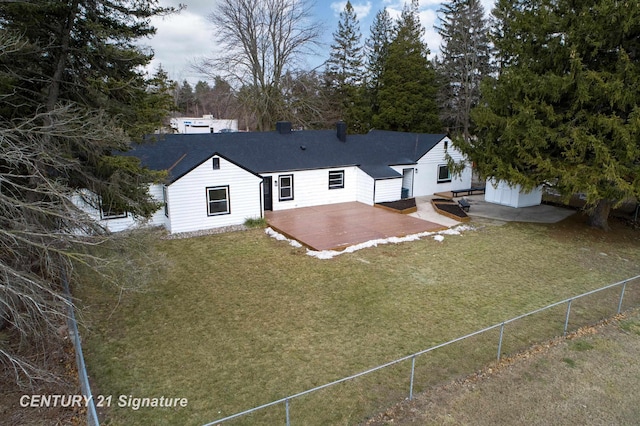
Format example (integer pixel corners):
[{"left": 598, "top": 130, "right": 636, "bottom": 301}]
[
  {"left": 87, "top": 122, "right": 473, "bottom": 234},
  {"left": 170, "top": 115, "right": 238, "bottom": 134}
]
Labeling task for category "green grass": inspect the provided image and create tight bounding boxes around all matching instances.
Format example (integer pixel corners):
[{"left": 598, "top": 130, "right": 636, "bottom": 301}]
[
  {"left": 75, "top": 216, "right": 640, "bottom": 425},
  {"left": 569, "top": 340, "right": 595, "bottom": 352},
  {"left": 243, "top": 217, "right": 267, "bottom": 228}
]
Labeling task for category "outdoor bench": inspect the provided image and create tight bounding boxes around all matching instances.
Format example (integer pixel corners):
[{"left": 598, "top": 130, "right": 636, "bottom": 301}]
[
  {"left": 451, "top": 187, "right": 485, "bottom": 197},
  {"left": 458, "top": 198, "right": 471, "bottom": 212}
]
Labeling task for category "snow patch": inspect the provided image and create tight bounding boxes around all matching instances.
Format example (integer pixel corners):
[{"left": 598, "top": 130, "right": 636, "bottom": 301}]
[
  {"left": 265, "top": 227, "right": 302, "bottom": 248},
  {"left": 266, "top": 225, "right": 475, "bottom": 260}
]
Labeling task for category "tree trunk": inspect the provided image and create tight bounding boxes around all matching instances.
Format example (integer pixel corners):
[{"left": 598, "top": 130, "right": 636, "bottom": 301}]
[
  {"left": 586, "top": 199, "right": 612, "bottom": 231},
  {"left": 46, "top": 0, "right": 80, "bottom": 113}
]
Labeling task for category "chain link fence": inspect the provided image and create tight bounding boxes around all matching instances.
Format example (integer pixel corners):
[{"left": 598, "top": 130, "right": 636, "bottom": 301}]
[{"left": 203, "top": 275, "right": 640, "bottom": 426}]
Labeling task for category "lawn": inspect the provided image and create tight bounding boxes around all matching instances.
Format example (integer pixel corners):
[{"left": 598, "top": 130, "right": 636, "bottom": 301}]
[
  {"left": 365, "top": 308, "right": 640, "bottom": 425},
  {"left": 75, "top": 215, "right": 640, "bottom": 425}
]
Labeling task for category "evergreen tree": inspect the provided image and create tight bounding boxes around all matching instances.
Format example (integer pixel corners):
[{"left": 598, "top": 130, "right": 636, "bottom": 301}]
[
  {"left": 373, "top": 0, "right": 441, "bottom": 133},
  {"left": 175, "top": 80, "right": 196, "bottom": 115},
  {"left": 436, "top": 0, "right": 493, "bottom": 141},
  {"left": 0, "top": 1, "right": 175, "bottom": 383},
  {"left": 324, "top": 1, "right": 366, "bottom": 133},
  {"left": 0, "top": 0, "right": 174, "bottom": 216},
  {"left": 194, "top": 81, "right": 213, "bottom": 116},
  {"left": 456, "top": 0, "right": 640, "bottom": 230},
  {"left": 0, "top": 0, "right": 173, "bottom": 136},
  {"left": 364, "top": 7, "right": 394, "bottom": 127}
]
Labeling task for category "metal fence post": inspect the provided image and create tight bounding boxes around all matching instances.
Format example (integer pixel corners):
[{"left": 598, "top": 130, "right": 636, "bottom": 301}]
[
  {"left": 409, "top": 356, "right": 416, "bottom": 401},
  {"left": 617, "top": 281, "right": 627, "bottom": 314},
  {"left": 285, "top": 398, "right": 290, "bottom": 426},
  {"left": 563, "top": 299, "right": 573, "bottom": 336},
  {"left": 497, "top": 322, "right": 505, "bottom": 362}
]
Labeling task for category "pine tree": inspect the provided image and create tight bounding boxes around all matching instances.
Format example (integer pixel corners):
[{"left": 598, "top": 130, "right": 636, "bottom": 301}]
[
  {"left": 0, "top": 0, "right": 174, "bottom": 216},
  {"left": 175, "top": 80, "right": 196, "bottom": 115},
  {"left": 373, "top": 0, "right": 441, "bottom": 133},
  {"left": 457, "top": 0, "right": 640, "bottom": 230},
  {"left": 364, "top": 7, "right": 394, "bottom": 126},
  {"left": 436, "top": 0, "right": 493, "bottom": 142},
  {"left": 324, "top": 1, "right": 366, "bottom": 133},
  {"left": 0, "top": 1, "right": 175, "bottom": 383}
]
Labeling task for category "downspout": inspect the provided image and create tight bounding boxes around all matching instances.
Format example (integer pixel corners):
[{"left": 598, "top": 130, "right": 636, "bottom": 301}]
[{"left": 259, "top": 179, "right": 264, "bottom": 219}]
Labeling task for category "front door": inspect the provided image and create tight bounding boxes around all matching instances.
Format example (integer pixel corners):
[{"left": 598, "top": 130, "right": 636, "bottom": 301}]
[{"left": 263, "top": 176, "right": 273, "bottom": 211}]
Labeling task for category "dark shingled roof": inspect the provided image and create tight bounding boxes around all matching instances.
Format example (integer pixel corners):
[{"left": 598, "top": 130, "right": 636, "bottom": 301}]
[{"left": 124, "top": 129, "right": 447, "bottom": 183}]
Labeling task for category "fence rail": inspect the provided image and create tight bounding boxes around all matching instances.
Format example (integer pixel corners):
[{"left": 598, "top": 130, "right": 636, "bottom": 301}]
[
  {"left": 203, "top": 275, "right": 640, "bottom": 426},
  {"left": 62, "top": 272, "right": 99, "bottom": 426}
]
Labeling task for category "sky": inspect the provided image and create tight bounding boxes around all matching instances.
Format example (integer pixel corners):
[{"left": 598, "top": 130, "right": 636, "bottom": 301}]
[{"left": 144, "top": 0, "right": 495, "bottom": 84}]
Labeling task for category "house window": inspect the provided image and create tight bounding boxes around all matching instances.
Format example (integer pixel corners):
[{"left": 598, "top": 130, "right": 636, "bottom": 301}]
[
  {"left": 328, "top": 170, "right": 344, "bottom": 189},
  {"left": 100, "top": 197, "right": 127, "bottom": 220},
  {"left": 206, "top": 186, "right": 230, "bottom": 216},
  {"left": 212, "top": 157, "right": 220, "bottom": 170},
  {"left": 163, "top": 185, "right": 169, "bottom": 217},
  {"left": 437, "top": 164, "right": 451, "bottom": 183},
  {"left": 279, "top": 174, "right": 293, "bottom": 201}
]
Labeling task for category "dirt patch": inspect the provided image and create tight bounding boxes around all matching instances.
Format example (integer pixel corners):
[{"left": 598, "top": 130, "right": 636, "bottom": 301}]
[
  {"left": 364, "top": 309, "right": 640, "bottom": 425},
  {"left": 376, "top": 198, "right": 418, "bottom": 214},
  {"left": 431, "top": 199, "right": 470, "bottom": 222}
]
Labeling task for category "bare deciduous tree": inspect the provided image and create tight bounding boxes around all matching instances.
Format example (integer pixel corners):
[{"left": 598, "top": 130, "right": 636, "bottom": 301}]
[
  {"left": 0, "top": 32, "right": 164, "bottom": 387},
  {"left": 197, "top": 0, "right": 322, "bottom": 131}
]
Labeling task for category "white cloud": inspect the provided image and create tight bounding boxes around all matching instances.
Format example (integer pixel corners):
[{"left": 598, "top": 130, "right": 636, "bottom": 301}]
[
  {"left": 330, "top": 1, "right": 373, "bottom": 19},
  {"left": 145, "top": 10, "right": 214, "bottom": 82},
  {"left": 145, "top": 0, "right": 497, "bottom": 83}
]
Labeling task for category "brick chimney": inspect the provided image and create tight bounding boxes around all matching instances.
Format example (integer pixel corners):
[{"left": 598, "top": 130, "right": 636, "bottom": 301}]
[{"left": 336, "top": 121, "right": 347, "bottom": 142}]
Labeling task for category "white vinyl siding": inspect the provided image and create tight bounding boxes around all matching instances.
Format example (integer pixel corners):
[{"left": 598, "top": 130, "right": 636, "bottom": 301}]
[
  {"left": 355, "top": 168, "right": 374, "bottom": 205},
  {"left": 263, "top": 166, "right": 359, "bottom": 211},
  {"left": 410, "top": 137, "right": 472, "bottom": 197},
  {"left": 374, "top": 178, "right": 403, "bottom": 203},
  {"left": 166, "top": 155, "right": 262, "bottom": 234},
  {"left": 485, "top": 178, "right": 542, "bottom": 208},
  {"left": 71, "top": 185, "right": 166, "bottom": 233}
]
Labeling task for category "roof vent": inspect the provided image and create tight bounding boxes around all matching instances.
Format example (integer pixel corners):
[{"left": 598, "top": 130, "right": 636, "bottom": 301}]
[
  {"left": 300, "top": 145, "right": 306, "bottom": 150},
  {"left": 336, "top": 121, "right": 347, "bottom": 142},
  {"left": 276, "top": 121, "right": 292, "bottom": 134}
]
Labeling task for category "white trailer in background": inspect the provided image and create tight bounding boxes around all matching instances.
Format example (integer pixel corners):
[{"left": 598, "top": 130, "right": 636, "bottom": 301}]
[{"left": 170, "top": 115, "right": 238, "bottom": 134}]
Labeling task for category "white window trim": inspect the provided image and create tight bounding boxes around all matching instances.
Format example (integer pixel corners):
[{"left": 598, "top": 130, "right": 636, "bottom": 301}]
[
  {"left": 100, "top": 198, "right": 127, "bottom": 220},
  {"left": 279, "top": 174, "right": 294, "bottom": 201},
  {"left": 163, "top": 185, "right": 169, "bottom": 217},
  {"left": 437, "top": 164, "right": 452, "bottom": 183},
  {"left": 206, "top": 186, "right": 230, "bottom": 216}
]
